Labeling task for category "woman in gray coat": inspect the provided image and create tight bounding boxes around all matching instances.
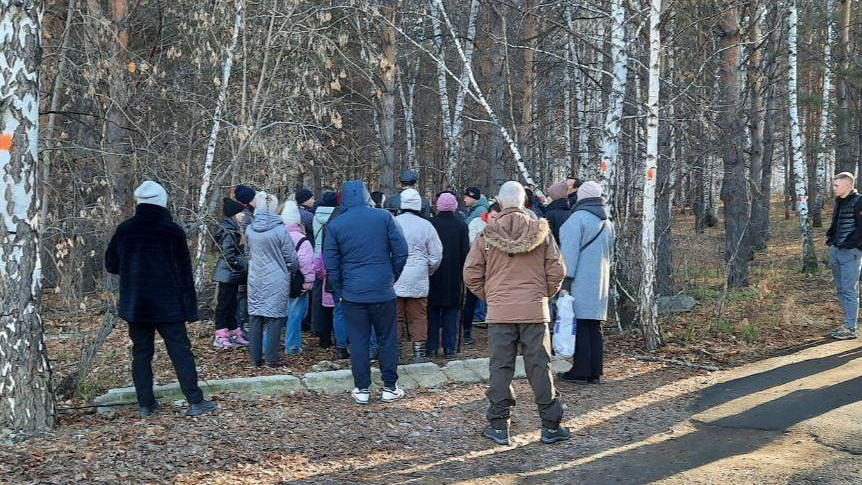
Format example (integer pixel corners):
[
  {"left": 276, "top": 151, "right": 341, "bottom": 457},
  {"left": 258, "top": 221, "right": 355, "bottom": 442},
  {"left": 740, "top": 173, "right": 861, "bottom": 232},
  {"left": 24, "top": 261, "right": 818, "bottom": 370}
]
[
  {"left": 557, "top": 181, "right": 614, "bottom": 383},
  {"left": 246, "top": 192, "right": 299, "bottom": 366}
]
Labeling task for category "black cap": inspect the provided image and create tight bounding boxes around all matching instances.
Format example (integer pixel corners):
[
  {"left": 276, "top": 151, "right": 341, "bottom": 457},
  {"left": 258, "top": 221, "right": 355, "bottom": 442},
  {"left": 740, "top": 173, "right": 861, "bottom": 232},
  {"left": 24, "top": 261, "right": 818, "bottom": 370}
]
[
  {"left": 223, "top": 197, "right": 245, "bottom": 217},
  {"left": 234, "top": 184, "right": 256, "bottom": 204},
  {"left": 464, "top": 187, "right": 481, "bottom": 200},
  {"left": 400, "top": 170, "right": 419, "bottom": 184},
  {"left": 295, "top": 188, "right": 313, "bottom": 205},
  {"left": 319, "top": 191, "right": 338, "bottom": 207}
]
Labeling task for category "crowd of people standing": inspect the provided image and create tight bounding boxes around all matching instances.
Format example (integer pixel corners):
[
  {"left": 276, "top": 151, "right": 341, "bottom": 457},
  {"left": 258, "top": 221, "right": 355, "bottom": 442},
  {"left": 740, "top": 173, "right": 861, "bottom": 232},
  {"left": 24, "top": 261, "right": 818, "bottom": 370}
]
[{"left": 106, "top": 170, "right": 615, "bottom": 445}]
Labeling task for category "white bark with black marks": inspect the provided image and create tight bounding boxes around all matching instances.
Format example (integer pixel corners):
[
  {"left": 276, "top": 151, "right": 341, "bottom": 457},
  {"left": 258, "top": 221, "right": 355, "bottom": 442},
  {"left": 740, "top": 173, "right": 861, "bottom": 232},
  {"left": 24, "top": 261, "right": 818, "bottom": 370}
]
[{"left": 0, "top": 0, "right": 54, "bottom": 434}]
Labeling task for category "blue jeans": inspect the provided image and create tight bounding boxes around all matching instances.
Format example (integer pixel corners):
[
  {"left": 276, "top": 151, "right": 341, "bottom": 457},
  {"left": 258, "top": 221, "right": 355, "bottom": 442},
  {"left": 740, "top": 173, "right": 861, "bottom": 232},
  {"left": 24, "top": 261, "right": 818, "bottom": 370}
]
[
  {"left": 249, "top": 315, "right": 284, "bottom": 364},
  {"left": 333, "top": 292, "right": 349, "bottom": 348},
  {"left": 343, "top": 299, "right": 399, "bottom": 389},
  {"left": 474, "top": 299, "right": 487, "bottom": 322},
  {"left": 830, "top": 246, "right": 862, "bottom": 330},
  {"left": 428, "top": 306, "right": 460, "bottom": 355},
  {"left": 285, "top": 293, "right": 309, "bottom": 353}
]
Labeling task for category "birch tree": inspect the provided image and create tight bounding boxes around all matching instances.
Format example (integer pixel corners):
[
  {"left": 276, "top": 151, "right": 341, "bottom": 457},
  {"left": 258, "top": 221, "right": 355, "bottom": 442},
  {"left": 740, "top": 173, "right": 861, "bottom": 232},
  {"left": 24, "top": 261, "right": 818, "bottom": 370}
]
[
  {"left": 640, "top": 0, "right": 662, "bottom": 351},
  {"left": 599, "top": 0, "right": 629, "bottom": 206},
  {"left": 788, "top": 0, "right": 819, "bottom": 273},
  {"left": 432, "top": 0, "right": 539, "bottom": 191},
  {"left": 0, "top": 0, "right": 54, "bottom": 433},
  {"left": 430, "top": 0, "right": 479, "bottom": 187},
  {"left": 193, "top": 0, "right": 244, "bottom": 290}
]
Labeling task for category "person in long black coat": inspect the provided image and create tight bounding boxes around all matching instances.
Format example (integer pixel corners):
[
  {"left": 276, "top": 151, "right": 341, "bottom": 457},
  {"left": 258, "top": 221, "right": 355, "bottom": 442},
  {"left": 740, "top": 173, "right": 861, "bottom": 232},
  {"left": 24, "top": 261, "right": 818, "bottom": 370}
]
[
  {"left": 428, "top": 192, "right": 471, "bottom": 358},
  {"left": 105, "top": 181, "right": 216, "bottom": 418}
]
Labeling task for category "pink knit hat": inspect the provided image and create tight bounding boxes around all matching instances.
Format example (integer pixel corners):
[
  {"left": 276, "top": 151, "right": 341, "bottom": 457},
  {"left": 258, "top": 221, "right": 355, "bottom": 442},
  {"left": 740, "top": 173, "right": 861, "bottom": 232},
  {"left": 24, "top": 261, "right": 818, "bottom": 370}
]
[{"left": 436, "top": 192, "right": 458, "bottom": 212}]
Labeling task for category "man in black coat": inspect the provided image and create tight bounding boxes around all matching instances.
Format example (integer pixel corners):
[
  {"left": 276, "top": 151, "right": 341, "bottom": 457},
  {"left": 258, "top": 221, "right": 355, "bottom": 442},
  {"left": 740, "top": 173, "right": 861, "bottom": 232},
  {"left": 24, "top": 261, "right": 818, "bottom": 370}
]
[
  {"left": 543, "top": 182, "right": 572, "bottom": 245},
  {"left": 105, "top": 181, "right": 217, "bottom": 418},
  {"left": 428, "top": 192, "right": 471, "bottom": 358}
]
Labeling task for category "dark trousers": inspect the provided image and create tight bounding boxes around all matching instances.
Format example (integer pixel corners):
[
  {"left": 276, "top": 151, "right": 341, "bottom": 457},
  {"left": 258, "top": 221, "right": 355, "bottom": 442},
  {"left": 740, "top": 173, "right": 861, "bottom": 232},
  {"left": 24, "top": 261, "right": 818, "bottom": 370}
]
[
  {"left": 248, "top": 315, "right": 284, "bottom": 364},
  {"left": 311, "top": 281, "right": 334, "bottom": 347},
  {"left": 343, "top": 299, "right": 399, "bottom": 389},
  {"left": 461, "top": 290, "right": 479, "bottom": 339},
  {"left": 570, "top": 319, "right": 604, "bottom": 379},
  {"left": 236, "top": 285, "right": 249, "bottom": 329},
  {"left": 215, "top": 282, "right": 239, "bottom": 330},
  {"left": 428, "top": 306, "right": 460, "bottom": 354},
  {"left": 128, "top": 321, "right": 204, "bottom": 407},
  {"left": 487, "top": 323, "right": 563, "bottom": 430}
]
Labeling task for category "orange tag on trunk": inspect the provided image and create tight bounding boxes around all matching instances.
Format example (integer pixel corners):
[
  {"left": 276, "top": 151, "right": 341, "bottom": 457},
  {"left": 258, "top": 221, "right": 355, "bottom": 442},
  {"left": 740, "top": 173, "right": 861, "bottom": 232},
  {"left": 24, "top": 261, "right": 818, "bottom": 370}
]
[{"left": 0, "top": 133, "right": 11, "bottom": 151}]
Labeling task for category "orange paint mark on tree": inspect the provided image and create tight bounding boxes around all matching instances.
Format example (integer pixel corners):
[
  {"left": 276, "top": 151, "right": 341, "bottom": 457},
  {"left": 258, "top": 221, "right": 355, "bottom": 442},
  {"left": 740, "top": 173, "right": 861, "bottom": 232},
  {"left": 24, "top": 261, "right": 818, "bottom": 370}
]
[
  {"left": 0, "top": 133, "right": 12, "bottom": 151},
  {"left": 128, "top": 61, "right": 137, "bottom": 74},
  {"left": 601, "top": 160, "right": 608, "bottom": 172},
  {"left": 646, "top": 168, "right": 656, "bottom": 180}
]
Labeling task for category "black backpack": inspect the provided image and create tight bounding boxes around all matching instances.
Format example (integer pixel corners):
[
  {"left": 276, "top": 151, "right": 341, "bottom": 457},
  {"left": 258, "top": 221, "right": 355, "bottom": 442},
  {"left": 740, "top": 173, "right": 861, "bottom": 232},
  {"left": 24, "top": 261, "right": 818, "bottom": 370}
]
[{"left": 289, "top": 237, "right": 309, "bottom": 298}]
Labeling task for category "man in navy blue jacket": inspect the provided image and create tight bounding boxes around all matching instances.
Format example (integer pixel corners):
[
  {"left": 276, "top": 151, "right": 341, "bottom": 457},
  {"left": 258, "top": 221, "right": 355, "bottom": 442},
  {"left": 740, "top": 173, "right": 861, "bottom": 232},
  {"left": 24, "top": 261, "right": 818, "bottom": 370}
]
[{"left": 324, "top": 180, "right": 409, "bottom": 405}]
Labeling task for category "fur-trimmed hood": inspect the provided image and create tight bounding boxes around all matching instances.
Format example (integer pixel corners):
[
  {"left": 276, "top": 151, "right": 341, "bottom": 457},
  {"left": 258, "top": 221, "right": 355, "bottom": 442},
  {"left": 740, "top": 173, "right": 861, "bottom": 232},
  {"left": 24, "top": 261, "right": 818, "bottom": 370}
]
[{"left": 483, "top": 207, "right": 551, "bottom": 254}]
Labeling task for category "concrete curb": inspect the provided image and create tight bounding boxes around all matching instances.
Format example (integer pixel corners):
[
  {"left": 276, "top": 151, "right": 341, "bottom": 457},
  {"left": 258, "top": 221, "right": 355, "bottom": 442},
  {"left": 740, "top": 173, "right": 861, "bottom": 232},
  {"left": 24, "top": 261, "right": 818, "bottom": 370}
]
[{"left": 93, "top": 356, "right": 573, "bottom": 411}]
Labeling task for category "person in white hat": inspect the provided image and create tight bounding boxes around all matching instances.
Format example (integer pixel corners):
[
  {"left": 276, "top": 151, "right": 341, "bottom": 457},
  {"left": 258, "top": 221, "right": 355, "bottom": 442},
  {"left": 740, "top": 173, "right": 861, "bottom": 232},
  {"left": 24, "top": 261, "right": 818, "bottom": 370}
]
[{"left": 105, "top": 181, "right": 217, "bottom": 418}]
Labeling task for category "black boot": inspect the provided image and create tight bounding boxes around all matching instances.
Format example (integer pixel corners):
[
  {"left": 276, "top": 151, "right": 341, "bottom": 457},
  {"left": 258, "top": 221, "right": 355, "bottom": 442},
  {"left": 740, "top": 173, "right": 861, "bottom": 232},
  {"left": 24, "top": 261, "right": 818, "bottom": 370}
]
[
  {"left": 336, "top": 347, "right": 350, "bottom": 360},
  {"left": 412, "top": 341, "right": 429, "bottom": 364}
]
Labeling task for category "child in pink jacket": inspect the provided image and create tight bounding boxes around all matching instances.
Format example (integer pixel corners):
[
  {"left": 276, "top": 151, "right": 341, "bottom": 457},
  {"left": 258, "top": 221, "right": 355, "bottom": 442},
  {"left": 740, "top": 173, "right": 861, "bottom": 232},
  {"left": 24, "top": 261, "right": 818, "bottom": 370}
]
[{"left": 281, "top": 201, "right": 315, "bottom": 355}]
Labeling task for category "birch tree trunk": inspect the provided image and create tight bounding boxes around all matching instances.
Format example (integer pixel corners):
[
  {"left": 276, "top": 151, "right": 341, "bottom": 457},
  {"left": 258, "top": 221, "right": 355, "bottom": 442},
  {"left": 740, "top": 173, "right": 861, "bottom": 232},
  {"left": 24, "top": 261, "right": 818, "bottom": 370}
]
[
  {"left": 0, "top": 0, "right": 54, "bottom": 434},
  {"left": 640, "top": 0, "right": 662, "bottom": 351},
  {"left": 599, "top": 0, "right": 629, "bottom": 206},
  {"left": 436, "top": 0, "right": 539, "bottom": 191},
  {"left": 193, "top": 0, "right": 244, "bottom": 290},
  {"left": 813, "top": 1, "right": 835, "bottom": 227},
  {"left": 788, "top": 0, "right": 819, "bottom": 273}
]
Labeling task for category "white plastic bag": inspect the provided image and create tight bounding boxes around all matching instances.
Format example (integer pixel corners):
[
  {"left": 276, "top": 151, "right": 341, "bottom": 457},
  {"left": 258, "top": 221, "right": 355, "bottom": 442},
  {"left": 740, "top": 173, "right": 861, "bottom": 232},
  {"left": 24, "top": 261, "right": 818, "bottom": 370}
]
[{"left": 553, "top": 292, "right": 577, "bottom": 358}]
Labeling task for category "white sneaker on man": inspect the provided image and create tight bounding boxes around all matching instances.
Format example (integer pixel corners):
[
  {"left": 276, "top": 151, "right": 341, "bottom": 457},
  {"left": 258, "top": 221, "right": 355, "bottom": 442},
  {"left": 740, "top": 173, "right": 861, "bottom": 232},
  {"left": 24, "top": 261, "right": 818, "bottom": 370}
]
[
  {"left": 381, "top": 386, "right": 405, "bottom": 403},
  {"left": 352, "top": 388, "right": 371, "bottom": 405}
]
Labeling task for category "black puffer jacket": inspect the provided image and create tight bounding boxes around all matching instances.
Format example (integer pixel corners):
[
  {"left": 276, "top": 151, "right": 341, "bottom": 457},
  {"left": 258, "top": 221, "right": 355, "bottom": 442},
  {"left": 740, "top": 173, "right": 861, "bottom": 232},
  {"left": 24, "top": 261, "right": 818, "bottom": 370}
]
[
  {"left": 827, "top": 191, "right": 862, "bottom": 248},
  {"left": 105, "top": 204, "right": 199, "bottom": 323},
  {"left": 543, "top": 198, "right": 571, "bottom": 245},
  {"left": 212, "top": 217, "right": 248, "bottom": 284}
]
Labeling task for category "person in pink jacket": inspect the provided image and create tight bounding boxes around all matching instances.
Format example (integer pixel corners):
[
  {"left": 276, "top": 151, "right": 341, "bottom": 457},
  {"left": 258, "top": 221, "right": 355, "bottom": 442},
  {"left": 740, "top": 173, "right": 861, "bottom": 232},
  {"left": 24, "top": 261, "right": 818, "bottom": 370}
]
[{"left": 281, "top": 201, "right": 315, "bottom": 355}]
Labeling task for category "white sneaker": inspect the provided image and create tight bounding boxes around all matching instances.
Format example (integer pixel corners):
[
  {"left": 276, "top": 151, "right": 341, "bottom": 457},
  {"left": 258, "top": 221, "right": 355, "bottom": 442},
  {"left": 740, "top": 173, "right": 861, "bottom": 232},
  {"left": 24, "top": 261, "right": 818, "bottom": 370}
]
[
  {"left": 381, "top": 386, "right": 405, "bottom": 403},
  {"left": 352, "top": 388, "right": 371, "bottom": 405}
]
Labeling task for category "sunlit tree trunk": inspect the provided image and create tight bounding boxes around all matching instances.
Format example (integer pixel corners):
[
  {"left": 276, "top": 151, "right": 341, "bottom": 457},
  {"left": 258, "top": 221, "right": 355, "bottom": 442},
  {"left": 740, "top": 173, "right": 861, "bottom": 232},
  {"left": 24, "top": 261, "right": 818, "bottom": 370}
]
[
  {"left": 788, "top": 0, "right": 819, "bottom": 273},
  {"left": 640, "top": 0, "right": 663, "bottom": 351},
  {"left": 599, "top": 0, "right": 628, "bottom": 208}
]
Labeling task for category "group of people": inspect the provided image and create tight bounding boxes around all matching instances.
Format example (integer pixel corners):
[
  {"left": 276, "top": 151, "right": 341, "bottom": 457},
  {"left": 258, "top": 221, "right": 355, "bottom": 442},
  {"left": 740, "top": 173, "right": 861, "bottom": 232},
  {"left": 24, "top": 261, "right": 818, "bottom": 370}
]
[{"left": 106, "top": 170, "right": 615, "bottom": 446}]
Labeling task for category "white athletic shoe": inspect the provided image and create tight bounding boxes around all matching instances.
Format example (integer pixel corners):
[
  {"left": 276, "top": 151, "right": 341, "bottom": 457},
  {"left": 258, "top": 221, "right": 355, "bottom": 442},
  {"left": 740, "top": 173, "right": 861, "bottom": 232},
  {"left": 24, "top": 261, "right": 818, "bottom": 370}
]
[
  {"left": 352, "top": 388, "right": 371, "bottom": 405},
  {"left": 381, "top": 386, "right": 405, "bottom": 403}
]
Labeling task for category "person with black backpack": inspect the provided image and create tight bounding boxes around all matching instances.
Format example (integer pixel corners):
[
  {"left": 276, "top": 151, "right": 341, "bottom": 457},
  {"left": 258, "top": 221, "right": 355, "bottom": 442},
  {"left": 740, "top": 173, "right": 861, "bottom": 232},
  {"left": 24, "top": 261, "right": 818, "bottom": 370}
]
[
  {"left": 557, "top": 180, "right": 615, "bottom": 384},
  {"left": 280, "top": 201, "right": 315, "bottom": 356}
]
